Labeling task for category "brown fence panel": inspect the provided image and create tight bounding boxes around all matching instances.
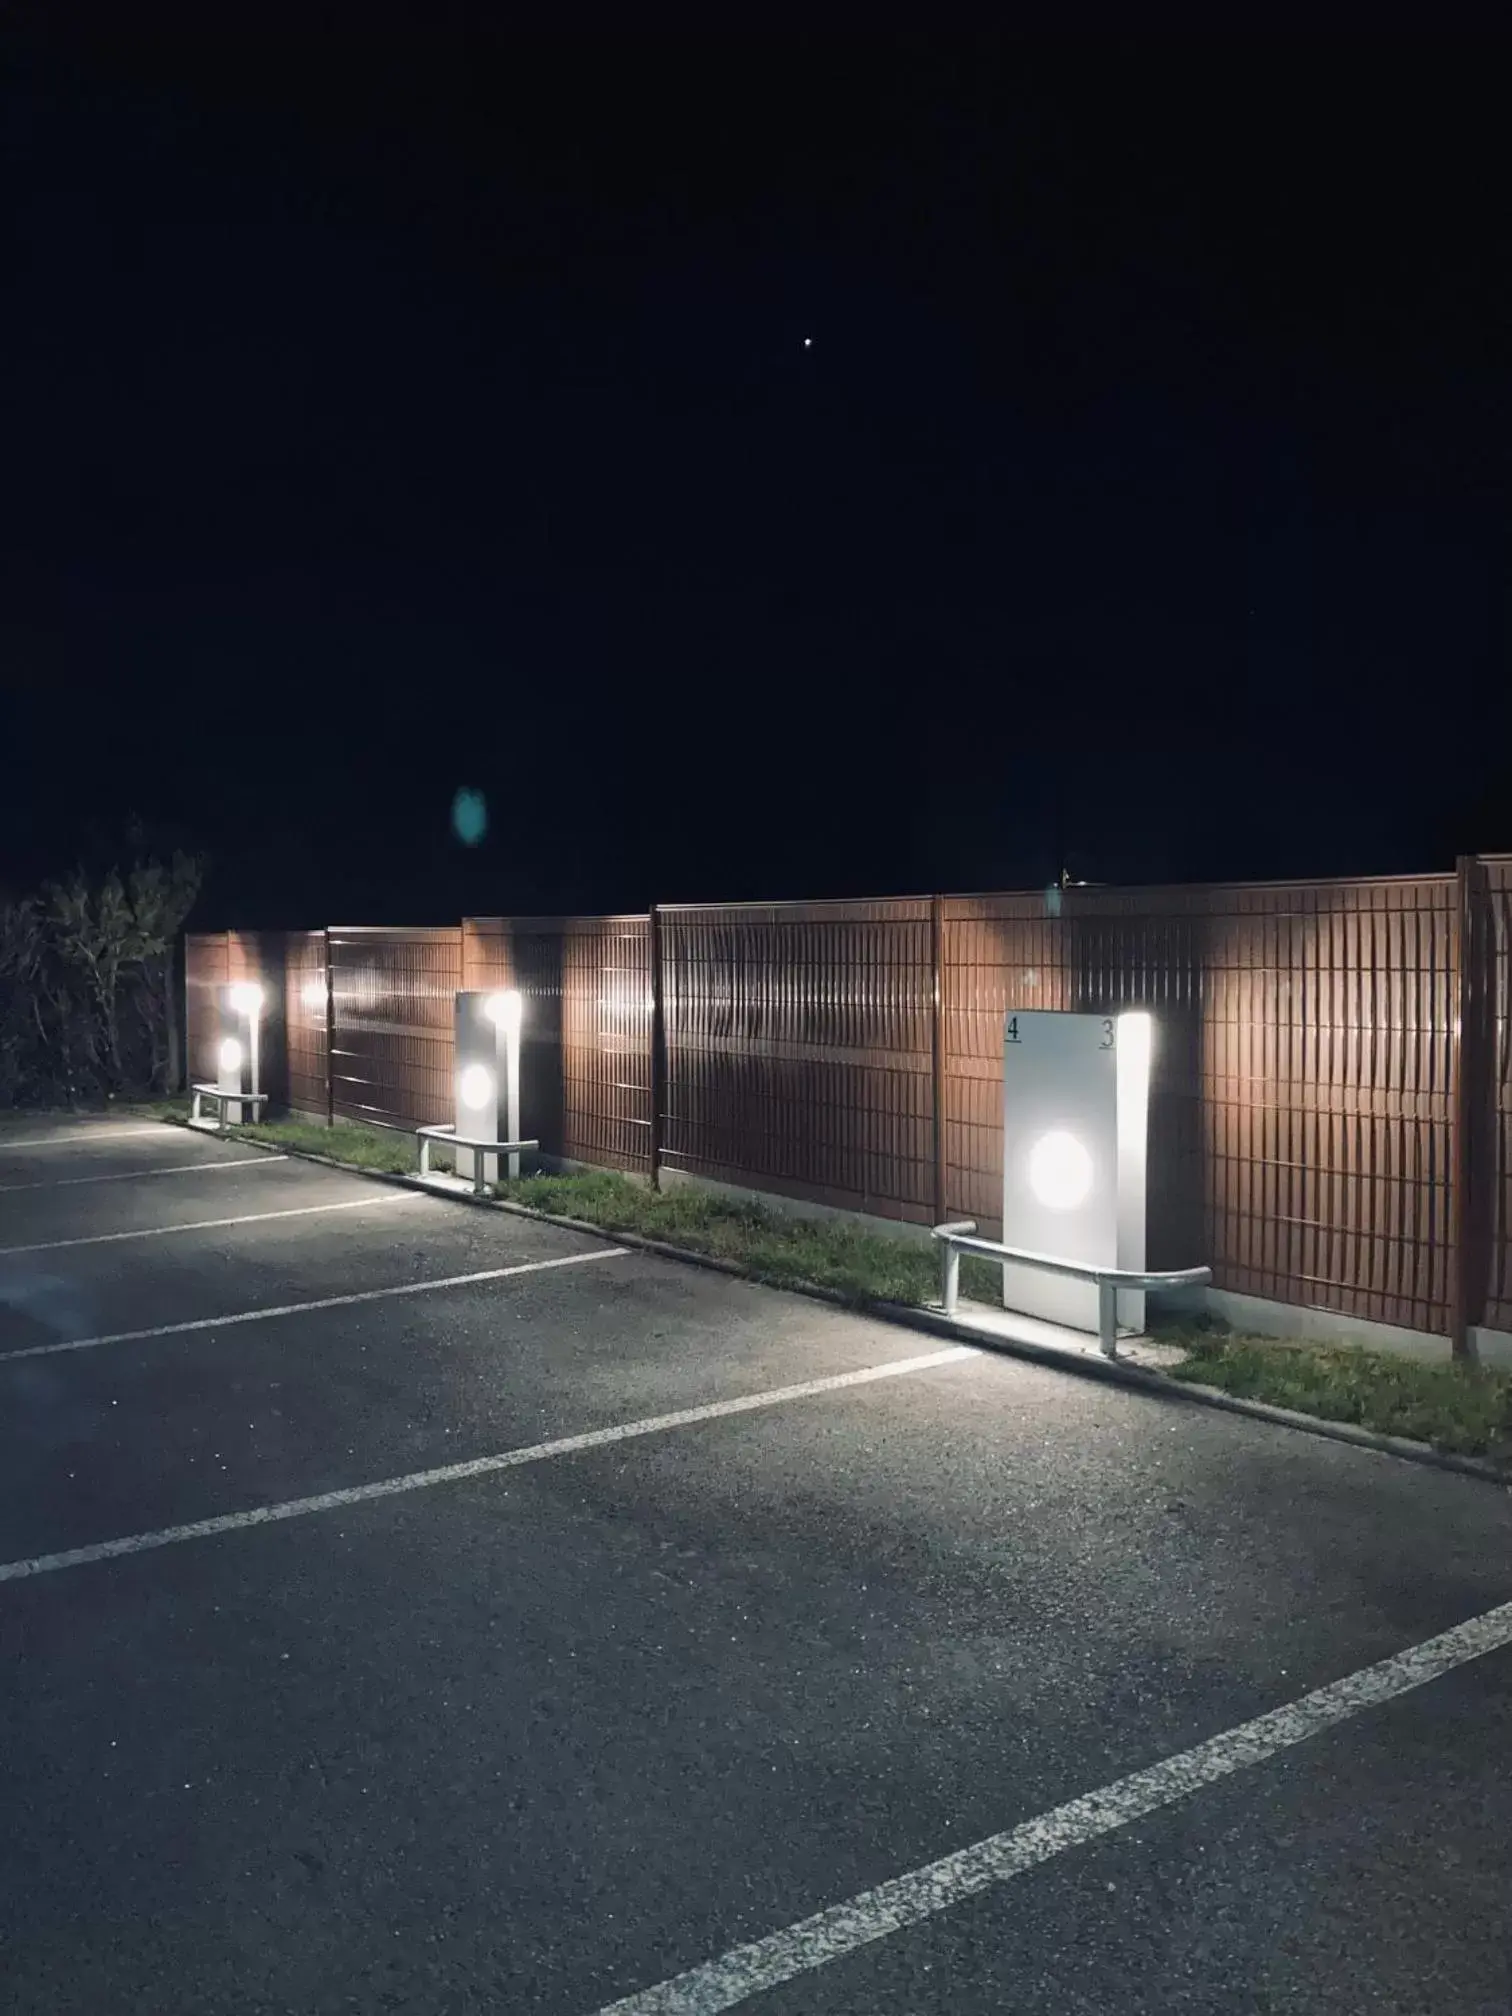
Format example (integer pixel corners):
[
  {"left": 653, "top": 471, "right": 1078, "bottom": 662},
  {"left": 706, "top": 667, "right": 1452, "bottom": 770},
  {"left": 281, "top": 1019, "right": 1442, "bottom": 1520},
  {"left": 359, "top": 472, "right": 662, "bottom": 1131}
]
[
  {"left": 465, "top": 916, "right": 652, "bottom": 1172},
  {"left": 329, "top": 926, "right": 460, "bottom": 1129},
  {"left": 185, "top": 932, "right": 229, "bottom": 1087},
  {"left": 659, "top": 899, "right": 935, "bottom": 1222},
  {"left": 239, "top": 933, "right": 290, "bottom": 1111},
  {"left": 945, "top": 877, "right": 1458, "bottom": 1333},
  {"left": 1194, "top": 877, "right": 1456, "bottom": 1334},
  {"left": 192, "top": 857, "right": 1489, "bottom": 1341},
  {"left": 284, "top": 931, "right": 329, "bottom": 1119},
  {"left": 1486, "top": 857, "right": 1512, "bottom": 1333}
]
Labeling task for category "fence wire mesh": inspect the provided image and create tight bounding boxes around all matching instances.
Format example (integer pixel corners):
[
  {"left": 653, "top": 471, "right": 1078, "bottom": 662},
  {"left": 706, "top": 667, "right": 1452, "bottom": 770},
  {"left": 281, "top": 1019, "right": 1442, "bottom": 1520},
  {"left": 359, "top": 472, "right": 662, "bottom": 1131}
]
[
  {"left": 464, "top": 916, "right": 652, "bottom": 1172},
  {"left": 328, "top": 927, "right": 460, "bottom": 1129},
  {"left": 184, "top": 859, "right": 1509, "bottom": 1342},
  {"left": 1486, "top": 859, "right": 1512, "bottom": 1332},
  {"left": 658, "top": 900, "right": 934, "bottom": 1222}
]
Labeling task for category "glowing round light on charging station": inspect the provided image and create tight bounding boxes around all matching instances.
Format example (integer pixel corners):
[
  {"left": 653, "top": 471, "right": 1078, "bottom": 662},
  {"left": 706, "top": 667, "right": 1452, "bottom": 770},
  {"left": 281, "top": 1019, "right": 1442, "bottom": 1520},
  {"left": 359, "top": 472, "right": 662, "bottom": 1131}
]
[
  {"left": 459, "top": 1063, "right": 495, "bottom": 1111},
  {"left": 484, "top": 989, "right": 524, "bottom": 1036},
  {"left": 1027, "top": 1129, "right": 1094, "bottom": 1212},
  {"left": 228, "top": 982, "right": 264, "bottom": 1016},
  {"left": 218, "top": 1037, "right": 244, "bottom": 1074}
]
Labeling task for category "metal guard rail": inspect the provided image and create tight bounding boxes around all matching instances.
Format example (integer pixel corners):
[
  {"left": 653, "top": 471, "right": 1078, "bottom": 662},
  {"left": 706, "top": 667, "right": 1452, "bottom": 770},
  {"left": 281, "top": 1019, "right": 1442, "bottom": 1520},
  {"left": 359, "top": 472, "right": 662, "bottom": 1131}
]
[
  {"left": 931, "top": 1219, "right": 1211, "bottom": 1358},
  {"left": 190, "top": 1084, "right": 271, "bottom": 1130},
  {"left": 416, "top": 1122, "right": 540, "bottom": 1196}
]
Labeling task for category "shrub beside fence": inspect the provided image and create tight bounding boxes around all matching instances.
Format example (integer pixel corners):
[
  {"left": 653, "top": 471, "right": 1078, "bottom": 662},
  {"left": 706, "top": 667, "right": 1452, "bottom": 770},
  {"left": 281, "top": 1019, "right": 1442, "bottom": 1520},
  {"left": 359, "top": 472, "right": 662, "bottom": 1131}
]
[
  {"left": 2, "top": 855, "right": 200, "bottom": 1106},
  {"left": 186, "top": 855, "right": 1512, "bottom": 1352}
]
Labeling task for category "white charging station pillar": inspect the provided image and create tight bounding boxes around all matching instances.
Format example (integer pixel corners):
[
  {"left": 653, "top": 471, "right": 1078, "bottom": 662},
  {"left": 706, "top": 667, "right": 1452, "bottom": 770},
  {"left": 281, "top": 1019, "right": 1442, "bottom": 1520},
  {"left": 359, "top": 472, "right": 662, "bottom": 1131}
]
[
  {"left": 216, "top": 982, "right": 264, "bottom": 1124},
  {"left": 1001, "top": 1009, "right": 1152, "bottom": 1334},
  {"left": 451, "top": 989, "right": 524, "bottom": 1185},
  {"left": 454, "top": 991, "right": 505, "bottom": 1188}
]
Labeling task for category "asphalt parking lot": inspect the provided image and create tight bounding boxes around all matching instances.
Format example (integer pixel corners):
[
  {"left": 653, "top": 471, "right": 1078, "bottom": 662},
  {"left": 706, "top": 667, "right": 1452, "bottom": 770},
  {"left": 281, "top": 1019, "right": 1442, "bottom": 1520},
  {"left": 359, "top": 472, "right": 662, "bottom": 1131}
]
[{"left": 2, "top": 1116, "right": 1511, "bottom": 2014}]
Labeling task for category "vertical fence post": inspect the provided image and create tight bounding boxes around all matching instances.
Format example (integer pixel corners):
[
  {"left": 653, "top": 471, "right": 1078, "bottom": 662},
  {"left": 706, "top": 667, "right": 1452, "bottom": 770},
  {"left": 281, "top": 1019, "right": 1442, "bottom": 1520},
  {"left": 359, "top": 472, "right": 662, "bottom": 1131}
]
[
  {"left": 1451, "top": 856, "right": 1490, "bottom": 1359},
  {"left": 323, "top": 926, "right": 336, "bottom": 1129},
  {"left": 648, "top": 904, "right": 666, "bottom": 1191},
  {"left": 167, "top": 932, "right": 186, "bottom": 1093},
  {"left": 931, "top": 893, "right": 948, "bottom": 1228}
]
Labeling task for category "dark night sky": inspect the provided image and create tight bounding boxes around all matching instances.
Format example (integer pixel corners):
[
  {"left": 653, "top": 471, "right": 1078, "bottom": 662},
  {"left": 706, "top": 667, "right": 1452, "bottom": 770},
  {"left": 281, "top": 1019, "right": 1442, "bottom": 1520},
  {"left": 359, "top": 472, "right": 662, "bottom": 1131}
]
[{"left": 3, "top": 22, "right": 1507, "bottom": 927}]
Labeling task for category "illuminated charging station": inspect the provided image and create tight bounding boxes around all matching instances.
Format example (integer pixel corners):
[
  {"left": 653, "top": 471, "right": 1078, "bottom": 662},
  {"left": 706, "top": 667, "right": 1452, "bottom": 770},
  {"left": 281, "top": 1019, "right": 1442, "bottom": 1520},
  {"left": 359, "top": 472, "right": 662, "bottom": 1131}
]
[
  {"left": 417, "top": 989, "right": 536, "bottom": 1194},
  {"left": 191, "top": 979, "right": 270, "bottom": 1129},
  {"left": 215, "top": 981, "right": 264, "bottom": 1124},
  {"left": 452, "top": 990, "right": 511, "bottom": 1186},
  {"left": 1001, "top": 1009, "right": 1152, "bottom": 1333}
]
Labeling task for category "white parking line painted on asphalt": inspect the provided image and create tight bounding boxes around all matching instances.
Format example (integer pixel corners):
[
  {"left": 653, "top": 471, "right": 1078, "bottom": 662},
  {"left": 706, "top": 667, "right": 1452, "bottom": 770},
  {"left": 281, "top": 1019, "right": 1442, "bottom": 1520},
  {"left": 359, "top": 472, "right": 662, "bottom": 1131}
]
[
  {"left": 590, "top": 1599, "right": 1512, "bottom": 2016},
  {"left": 0, "top": 1124, "right": 165, "bottom": 1151},
  {"left": 0, "top": 1348, "right": 972, "bottom": 1583},
  {"left": 0, "top": 1155, "right": 288, "bottom": 1195},
  {"left": 0, "top": 1191, "right": 419, "bottom": 1257},
  {"left": 0, "top": 1246, "right": 630, "bottom": 1365}
]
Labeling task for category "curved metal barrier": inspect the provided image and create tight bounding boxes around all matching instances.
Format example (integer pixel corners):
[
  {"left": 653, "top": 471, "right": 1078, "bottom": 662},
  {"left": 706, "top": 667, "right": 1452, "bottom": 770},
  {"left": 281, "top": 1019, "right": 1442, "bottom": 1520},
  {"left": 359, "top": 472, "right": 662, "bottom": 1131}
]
[{"left": 932, "top": 1219, "right": 1211, "bottom": 1358}]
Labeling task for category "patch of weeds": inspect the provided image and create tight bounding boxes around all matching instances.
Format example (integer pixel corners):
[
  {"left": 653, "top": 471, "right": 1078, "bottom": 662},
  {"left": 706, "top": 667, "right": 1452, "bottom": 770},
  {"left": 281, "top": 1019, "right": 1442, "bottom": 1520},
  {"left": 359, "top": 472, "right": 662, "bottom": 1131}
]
[
  {"left": 1161, "top": 1321, "right": 1512, "bottom": 1459},
  {"left": 495, "top": 1170, "right": 1001, "bottom": 1308},
  {"left": 159, "top": 1110, "right": 450, "bottom": 1176}
]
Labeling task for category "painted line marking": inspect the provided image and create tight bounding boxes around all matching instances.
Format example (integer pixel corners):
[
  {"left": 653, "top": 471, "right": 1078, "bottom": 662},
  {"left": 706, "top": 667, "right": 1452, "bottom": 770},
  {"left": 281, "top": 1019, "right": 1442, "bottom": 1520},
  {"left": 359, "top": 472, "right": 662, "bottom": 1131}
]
[
  {"left": 590, "top": 1599, "right": 1512, "bottom": 2016},
  {"left": 0, "top": 1155, "right": 288, "bottom": 1195},
  {"left": 0, "top": 1125, "right": 165, "bottom": 1151},
  {"left": 0, "top": 1191, "right": 419, "bottom": 1258},
  {"left": 0, "top": 1246, "right": 630, "bottom": 1366},
  {"left": 0, "top": 1348, "right": 971, "bottom": 1583}
]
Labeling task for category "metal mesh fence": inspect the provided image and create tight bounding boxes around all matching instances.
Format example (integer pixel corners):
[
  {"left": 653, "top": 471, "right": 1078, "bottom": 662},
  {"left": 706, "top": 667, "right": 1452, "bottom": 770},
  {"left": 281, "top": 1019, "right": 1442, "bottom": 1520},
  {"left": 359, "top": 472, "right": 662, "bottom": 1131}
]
[
  {"left": 943, "top": 878, "right": 1457, "bottom": 1332},
  {"left": 463, "top": 916, "right": 652, "bottom": 1172},
  {"left": 284, "top": 932, "right": 329, "bottom": 1119},
  {"left": 658, "top": 900, "right": 935, "bottom": 1222},
  {"left": 1486, "top": 858, "right": 1512, "bottom": 1332},
  {"left": 183, "top": 859, "right": 1508, "bottom": 1342},
  {"left": 329, "top": 927, "right": 460, "bottom": 1129},
  {"left": 185, "top": 933, "right": 229, "bottom": 1088}
]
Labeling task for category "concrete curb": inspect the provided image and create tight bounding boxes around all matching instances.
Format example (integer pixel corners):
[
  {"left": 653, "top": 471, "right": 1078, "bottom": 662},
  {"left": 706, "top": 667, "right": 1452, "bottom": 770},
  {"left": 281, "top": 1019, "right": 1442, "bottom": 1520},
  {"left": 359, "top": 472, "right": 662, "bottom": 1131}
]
[{"left": 152, "top": 1115, "right": 1512, "bottom": 1492}]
